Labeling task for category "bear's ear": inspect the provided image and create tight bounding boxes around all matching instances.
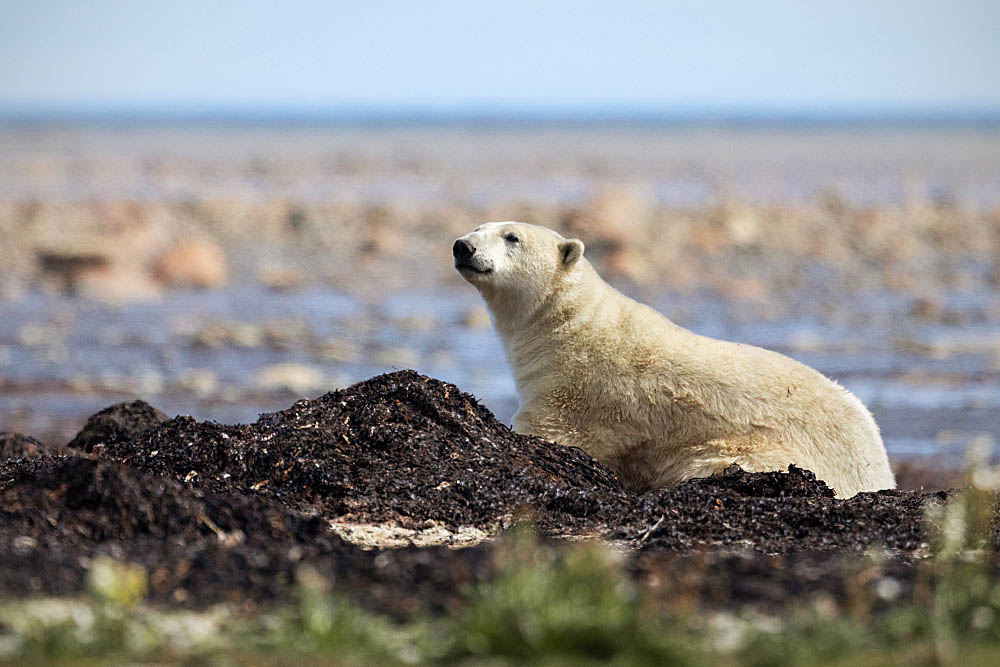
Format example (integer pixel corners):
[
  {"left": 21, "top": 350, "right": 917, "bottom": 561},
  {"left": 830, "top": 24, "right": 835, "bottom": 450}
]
[{"left": 559, "top": 238, "right": 585, "bottom": 267}]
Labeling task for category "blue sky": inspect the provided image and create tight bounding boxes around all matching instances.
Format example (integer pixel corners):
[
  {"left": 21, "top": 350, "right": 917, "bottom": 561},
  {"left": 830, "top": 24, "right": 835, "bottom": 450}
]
[{"left": 1, "top": 0, "right": 998, "bottom": 114}]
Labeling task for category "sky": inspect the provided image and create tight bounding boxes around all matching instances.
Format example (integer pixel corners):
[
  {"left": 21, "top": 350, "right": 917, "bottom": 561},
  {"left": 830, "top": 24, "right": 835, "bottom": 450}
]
[{"left": 1, "top": 0, "right": 999, "bottom": 115}]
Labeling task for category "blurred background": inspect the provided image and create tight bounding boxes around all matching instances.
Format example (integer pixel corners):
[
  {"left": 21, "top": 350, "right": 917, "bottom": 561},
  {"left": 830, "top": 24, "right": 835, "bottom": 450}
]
[{"left": 1, "top": 1, "right": 999, "bottom": 469}]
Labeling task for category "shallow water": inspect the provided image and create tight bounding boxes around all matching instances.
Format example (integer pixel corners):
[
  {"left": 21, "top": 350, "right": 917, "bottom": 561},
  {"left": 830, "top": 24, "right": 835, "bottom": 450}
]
[{"left": 2, "top": 285, "right": 997, "bottom": 463}]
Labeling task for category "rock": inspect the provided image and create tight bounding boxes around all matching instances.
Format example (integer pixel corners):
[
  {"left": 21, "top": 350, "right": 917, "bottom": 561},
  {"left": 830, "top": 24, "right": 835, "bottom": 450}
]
[
  {"left": 910, "top": 296, "right": 943, "bottom": 322},
  {"left": 316, "top": 338, "right": 362, "bottom": 363},
  {"left": 36, "top": 249, "right": 110, "bottom": 293},
  {"left": 562, "top": 186, "right": 654, "bottom": 281},
  {"left": 254, "top": 363, "right": 327, "bottom": 395},
  {"left": 722, "top": 205, "right": 762, "bottom": 246},
  {"left": 460, "top": 306, "right": 492, "bottom": 329},
  {"left": 230, "top": 322, "right": 266, "bottom": 348},
  {"left": 128, "top": 369, "right": 166, "bottom": 396},
  {"left": 18, "top": 323, "right": 63, "bottom": 347},
  {"left": 581, "top": 185, "right": 651, "bottom": 246},
  {"left": 190, "top": 321, "right": 264, "bottom": 348},
  {"left": 77, "top": 266, "right": 163, "bottom": 303},
  {"left": 36, "top": 220, "right": 164, "bottom": 301},
  {"left": 787, "top": 329, "right": 826, "bottom": 353},
  {"left": 153, "top": 238, "right": 228, "bottom": 288},
  {"left": 256, "top": 261, "right": 304, "bottom": 291},
  {"left": 261, "top": 320, "right": 311, "bottom": 349},
  {"left": 395, "top": 315, "right": 434, "bottom": 332},
  {"left": 66, "top": 400, "right": 170, "bottom": 453},
  {"left": 603, "top": 246, "right": 654, "bottom": 283},
  {"left": 175, "top": 369, "right": 219, "bottom": 398},
  {"left": 988, "top": 261, "right": 1000, "bottom": 288},
  {"left": 372, "top": 346, "right": 419, "bottom": 368},
  {"left": 359, "top": 206, "right": 405, "bottom": 256}
]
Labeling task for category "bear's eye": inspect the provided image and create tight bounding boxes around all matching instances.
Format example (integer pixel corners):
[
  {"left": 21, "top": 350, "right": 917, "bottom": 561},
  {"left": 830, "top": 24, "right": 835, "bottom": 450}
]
[{"left": 504, "top": 233, "right": 520, "bottom": 244}]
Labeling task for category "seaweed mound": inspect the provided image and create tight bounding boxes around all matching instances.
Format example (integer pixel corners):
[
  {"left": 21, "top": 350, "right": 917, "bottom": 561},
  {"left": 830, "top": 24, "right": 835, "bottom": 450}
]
[
  {"left": 615, "top": 466, "right": 933, "bottom": 554},
  {"left": 66, "top": 371, "right": 940, "bottom": 550},
  {"left": 99, "top": 370, "right": 629, "bottom": 528},
  {"left": 0, "top": 456, "right": 490, "bottom": 615},
  {"left": 66, "top": 399, "right": 170, "bottom": 452},
  {"left": 0, "top": 369, "right": 957, "bottom": 611},
  {"left": 1, "top": 432, "right": 50, "bottom": 460}
]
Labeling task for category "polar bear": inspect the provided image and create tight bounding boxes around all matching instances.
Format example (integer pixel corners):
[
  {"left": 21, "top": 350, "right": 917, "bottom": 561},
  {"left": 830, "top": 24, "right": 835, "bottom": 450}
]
[{"left": 453, "top": 221, "right": 895, "bottom": 498}]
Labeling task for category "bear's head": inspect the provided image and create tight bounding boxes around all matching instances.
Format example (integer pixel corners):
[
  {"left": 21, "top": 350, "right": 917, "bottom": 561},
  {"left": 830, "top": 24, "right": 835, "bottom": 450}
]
[{"left": 453, "top": 222, "right": 585, "bottom": 321}]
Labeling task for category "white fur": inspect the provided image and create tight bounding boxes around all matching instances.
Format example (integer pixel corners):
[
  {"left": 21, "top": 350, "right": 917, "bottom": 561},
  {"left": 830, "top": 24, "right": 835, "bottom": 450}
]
[{"left": 455, "top": 222, "right": 895, "bottom": 497}]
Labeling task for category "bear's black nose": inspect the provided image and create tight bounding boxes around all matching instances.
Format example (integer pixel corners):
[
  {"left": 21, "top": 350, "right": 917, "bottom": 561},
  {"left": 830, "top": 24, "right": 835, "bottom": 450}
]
[{"left": 453, "top": 239, "right": 475, "bottom": 260}]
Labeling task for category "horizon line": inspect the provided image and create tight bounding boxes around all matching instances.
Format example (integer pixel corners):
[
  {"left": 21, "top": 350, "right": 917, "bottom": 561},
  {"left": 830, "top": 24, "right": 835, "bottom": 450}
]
[{"left": 2, "top": 104, "right": 1000, "bottom": 128}]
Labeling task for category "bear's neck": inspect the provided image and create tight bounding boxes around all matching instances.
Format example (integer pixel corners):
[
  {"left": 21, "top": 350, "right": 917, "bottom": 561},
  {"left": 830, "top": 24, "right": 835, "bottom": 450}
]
[{"left": 483, "top": 260, "right": 617, "bottom": 386}]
